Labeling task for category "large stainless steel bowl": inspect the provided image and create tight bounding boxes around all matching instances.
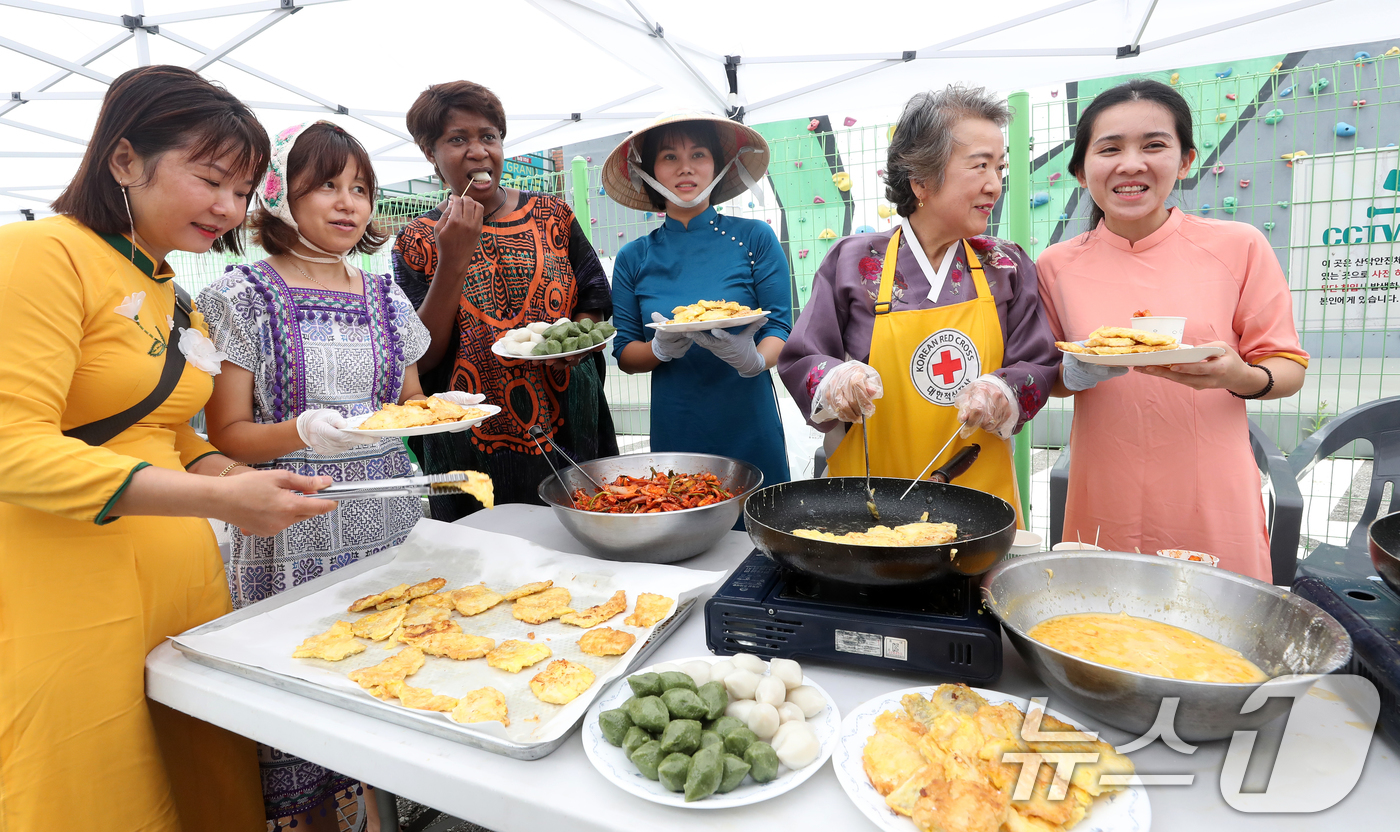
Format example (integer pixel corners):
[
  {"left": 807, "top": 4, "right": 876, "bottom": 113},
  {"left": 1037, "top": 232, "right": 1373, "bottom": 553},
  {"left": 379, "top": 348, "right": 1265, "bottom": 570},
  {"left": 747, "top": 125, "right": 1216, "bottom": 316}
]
[
  {"left": 537, "top": 452, "right": 763, "bottom": 563},
  {"left": 1368, "top": 510, "right": 1400, "bottom": 596},
  {"left": 982, "top": 551, "right": 1352, "bottom": 741}
]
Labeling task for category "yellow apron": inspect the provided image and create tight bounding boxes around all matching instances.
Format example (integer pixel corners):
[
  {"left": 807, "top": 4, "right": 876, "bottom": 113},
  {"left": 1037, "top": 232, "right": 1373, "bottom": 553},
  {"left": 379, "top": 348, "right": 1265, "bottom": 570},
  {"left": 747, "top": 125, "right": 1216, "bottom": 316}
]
[{"left": 828, "top": 229, "right": 1022, "bottom": 525}]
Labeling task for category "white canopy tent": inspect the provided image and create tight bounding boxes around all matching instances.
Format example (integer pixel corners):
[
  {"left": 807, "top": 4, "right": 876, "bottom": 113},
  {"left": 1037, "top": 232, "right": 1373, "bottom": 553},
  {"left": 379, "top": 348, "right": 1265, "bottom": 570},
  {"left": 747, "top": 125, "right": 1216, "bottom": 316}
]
[{"left": 0, "top": 0, "right": 1383, "bottom": 216}]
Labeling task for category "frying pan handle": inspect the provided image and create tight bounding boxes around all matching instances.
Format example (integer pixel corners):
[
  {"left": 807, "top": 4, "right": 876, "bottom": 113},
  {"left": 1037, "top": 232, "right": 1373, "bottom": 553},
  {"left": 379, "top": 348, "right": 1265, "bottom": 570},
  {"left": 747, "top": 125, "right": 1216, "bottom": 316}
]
[{"left": 930, "top": 444, "right": 980, "bottom": 484}]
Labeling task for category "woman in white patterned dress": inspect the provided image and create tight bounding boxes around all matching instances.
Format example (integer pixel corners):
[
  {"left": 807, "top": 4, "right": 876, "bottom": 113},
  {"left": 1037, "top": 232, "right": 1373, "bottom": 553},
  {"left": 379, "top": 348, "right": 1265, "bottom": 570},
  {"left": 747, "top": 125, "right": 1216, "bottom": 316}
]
[{"left": 199, "top": 121, "right": 476, "bottom": 829}]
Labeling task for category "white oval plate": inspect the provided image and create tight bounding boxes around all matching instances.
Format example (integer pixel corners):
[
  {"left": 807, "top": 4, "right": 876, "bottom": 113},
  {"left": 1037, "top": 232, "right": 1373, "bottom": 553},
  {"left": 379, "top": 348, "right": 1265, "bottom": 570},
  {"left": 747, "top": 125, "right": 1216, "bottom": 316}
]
[
  {"left": 645, "top": 311, "right": 769, "bottom": 333},
  {"left": 1062, "top": 344, "right": 1225, "bottom": 367},
  {"left": 491, "top": 332, "right": 615, "bottom": 361},
  {"left": 833, "top": 686, "right": 1151, "bottom": 832},
  {"left": 343, "top": 404, "right": 501, "bottom": 437},
  {"left": 582, "top": 655, "right": 840, "bottom": 809}
]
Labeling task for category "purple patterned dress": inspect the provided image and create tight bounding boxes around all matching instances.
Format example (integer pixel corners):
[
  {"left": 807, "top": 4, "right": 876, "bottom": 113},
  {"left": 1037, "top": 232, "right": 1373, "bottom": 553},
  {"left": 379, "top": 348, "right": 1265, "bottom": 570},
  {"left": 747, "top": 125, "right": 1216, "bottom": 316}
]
[{"left": 198, "top": 260, "right": 430, "bottom": 819}]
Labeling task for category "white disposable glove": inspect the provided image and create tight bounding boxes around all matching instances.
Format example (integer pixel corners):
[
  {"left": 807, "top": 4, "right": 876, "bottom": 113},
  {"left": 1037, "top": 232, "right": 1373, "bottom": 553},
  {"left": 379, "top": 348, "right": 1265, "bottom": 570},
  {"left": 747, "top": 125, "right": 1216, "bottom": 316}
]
[
  {"left": 296, "top": 409, "right": 378, "bottom": 456},
  {"left": 811, "top": 360, "right": 883, "bottom": 424},
  {"left": 1061, "top": 344, "right": 1130, "bottom": 392},
  {"left": 955, "top": 375, "right": 1019, "bottom": 440},
  {"left": 431, "top": 391, "right": 486, "bottom": 407},
  {"left": 649, "top": 312, "right": 695, "bottom": 362},
  {"left": 691, "top": 320, "right": 767, "bottom": 378}
]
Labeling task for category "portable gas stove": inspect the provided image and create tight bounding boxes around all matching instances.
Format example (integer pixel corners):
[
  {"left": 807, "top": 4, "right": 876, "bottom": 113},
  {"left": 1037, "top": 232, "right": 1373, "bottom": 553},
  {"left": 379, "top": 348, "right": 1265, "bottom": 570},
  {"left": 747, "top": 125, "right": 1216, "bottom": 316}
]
[
  {"left": 1294, "top": 560, "right": 1400, "bottom": 745},
  {"left": 704, "top": 550, "right": 1002, "bottom": 682}
]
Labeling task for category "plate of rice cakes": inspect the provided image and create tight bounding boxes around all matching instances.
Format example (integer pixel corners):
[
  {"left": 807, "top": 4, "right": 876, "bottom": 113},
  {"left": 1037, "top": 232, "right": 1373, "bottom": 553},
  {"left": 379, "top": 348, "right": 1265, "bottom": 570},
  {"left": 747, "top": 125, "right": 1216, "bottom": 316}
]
[
  {"left": 344, "top": 398, "right": 500, "bottom": 437},
  {"left": 1056, "top": 325, "right": 1224, "bottom": 367},
  {"left": 833, "top": 683, "right": 1150, "bottom": 832}
]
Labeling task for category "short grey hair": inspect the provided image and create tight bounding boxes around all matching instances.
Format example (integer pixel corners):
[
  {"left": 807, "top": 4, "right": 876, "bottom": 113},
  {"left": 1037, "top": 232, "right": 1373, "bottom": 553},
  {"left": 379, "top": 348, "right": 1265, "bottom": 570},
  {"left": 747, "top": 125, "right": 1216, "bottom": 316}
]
[{"left": 886, "top": 85, "right": 1010, "bottom": 217}]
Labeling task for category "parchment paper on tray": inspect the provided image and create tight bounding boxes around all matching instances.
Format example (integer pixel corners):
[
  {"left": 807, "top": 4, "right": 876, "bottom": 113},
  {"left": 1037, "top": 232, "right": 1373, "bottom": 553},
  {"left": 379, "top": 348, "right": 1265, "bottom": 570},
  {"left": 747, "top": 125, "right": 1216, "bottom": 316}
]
[{"left": 171, "top": 519, "right": 724, "bottom": 749}]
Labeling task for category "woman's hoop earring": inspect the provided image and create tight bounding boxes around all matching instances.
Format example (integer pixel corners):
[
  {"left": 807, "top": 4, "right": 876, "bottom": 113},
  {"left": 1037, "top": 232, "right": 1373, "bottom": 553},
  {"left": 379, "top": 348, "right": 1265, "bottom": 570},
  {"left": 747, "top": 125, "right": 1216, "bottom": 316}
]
[
  {"left": 120, "top": 184, "right": 136, "bottom": 265},
  {"left": 918, "top": 201, "right": 924, "bottom": 208}
]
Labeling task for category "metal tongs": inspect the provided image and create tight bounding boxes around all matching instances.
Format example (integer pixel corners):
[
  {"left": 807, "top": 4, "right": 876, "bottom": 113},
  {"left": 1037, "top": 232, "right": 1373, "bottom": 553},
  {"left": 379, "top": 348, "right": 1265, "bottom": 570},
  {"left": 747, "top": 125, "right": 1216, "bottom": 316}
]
[
  {"left": 527, "top": 425, "right": 604, "bottom": 495},
  {"left": 305, "top": 471, "right": 482, "bottom": 500}
]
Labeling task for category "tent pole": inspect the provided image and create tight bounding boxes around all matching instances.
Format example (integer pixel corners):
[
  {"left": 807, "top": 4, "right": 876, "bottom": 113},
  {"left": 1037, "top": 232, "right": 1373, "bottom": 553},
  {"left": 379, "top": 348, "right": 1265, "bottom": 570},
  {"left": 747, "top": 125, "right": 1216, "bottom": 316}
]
[
  {"left": 1007, "top": 89, "right": 1033, "bottom": 525},
  {"left": 572, "top": 156, "right": 593, "bottom": 247}
]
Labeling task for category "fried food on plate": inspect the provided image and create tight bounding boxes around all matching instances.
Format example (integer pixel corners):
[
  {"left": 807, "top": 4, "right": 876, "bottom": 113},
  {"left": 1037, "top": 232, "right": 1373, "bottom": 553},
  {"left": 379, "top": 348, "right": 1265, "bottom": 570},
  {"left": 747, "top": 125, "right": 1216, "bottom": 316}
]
[
  {"left": 486, "top": 640, "right": 552, "bottom": 673},
  {"left": 502, "top": 580, "right": 553, "bottom": 601},
  {"left": 348, "top": 646, "right": 425, "bottom": 689},
  {"left": 408, "top": 593, "right": 454, "bottom": 610},
  {"left": 1059, "top": 325, "right": 1180, "bottom": 356},
  {"left": 395, "top": 619, "right": 460, "bottom": 645},
  {"left": 793, "top": 521, "right": 958, "bottom": 547},
  {"left": 1055, "top": 341, "right": 1089, "bottom": 354},
  {"left": 578, "top": 627, "right": 636, "bottom": 656},
  {"left": 863, "top": 683, "right": 1132, "bottom": 832},
  {"left": 378, "top": 680, "right": 459, "bottom": 712},
  {"left": 511, "top": 587, "right": 573, "bottom": 624},
  {"left": 350, "top": 605, "right": 407, "bottom": 642},
  {"left": 348, "top": 583, "right": 410, "bottom": 612},
  {"left": 669, "top": 299, "right": 764, "bottom": 323},
  {"left": 559, "top": 590, "right": 626, "bottom": 628},
  {"left": 401, "top": 604, "right": 451, "bottom": 627},
  {"left": 291, "top": 620, "right": 365, "bottom": 661},
  {"left": 624, "top": 592, "right": 674, "bottom": 628},
  {"left": 358, "top": 396, "right": 487, "bottom": 430},
  {"left": 416, "top": 631, "right": 496, "bottom": 661},
  {"left": 451, "top": 687, "right": 509, "bottom": 727},
  {"left": 378, "top": 577, "right": 448, "bottom": 609},
  {"left": 447, "top": 583, "right": 505, "bottom": 616},
  {"left": 529, "top": 659, "right": 597, "bottom": 705},
  {"left": 439, "top": 470, "right": 494, "bottom": 509},
  {"left": 1090, "top": 326, "right": 1175, "bottom": 346}
]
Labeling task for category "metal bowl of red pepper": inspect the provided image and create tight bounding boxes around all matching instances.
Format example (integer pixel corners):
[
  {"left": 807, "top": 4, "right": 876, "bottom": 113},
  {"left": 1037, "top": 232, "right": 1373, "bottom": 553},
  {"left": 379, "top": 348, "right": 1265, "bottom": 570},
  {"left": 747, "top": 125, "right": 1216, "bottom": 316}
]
[{"left": 537, "top": 452, "right": 764, "bottom": 562}]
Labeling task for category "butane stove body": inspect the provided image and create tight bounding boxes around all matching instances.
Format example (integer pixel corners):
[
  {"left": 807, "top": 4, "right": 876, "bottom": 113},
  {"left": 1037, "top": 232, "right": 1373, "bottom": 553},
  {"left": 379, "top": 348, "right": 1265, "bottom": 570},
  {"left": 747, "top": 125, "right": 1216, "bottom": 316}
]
[{"left": 705, "top": 550, "right": 1002, "bottom": 682}]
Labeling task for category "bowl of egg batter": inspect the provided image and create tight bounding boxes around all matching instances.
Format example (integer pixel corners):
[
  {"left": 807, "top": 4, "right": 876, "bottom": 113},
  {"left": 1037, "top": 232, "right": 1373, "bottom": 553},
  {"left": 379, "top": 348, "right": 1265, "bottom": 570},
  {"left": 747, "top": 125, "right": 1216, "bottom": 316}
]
[{"left": 981, "top": 551, "right": 1352, "bottom": 741}]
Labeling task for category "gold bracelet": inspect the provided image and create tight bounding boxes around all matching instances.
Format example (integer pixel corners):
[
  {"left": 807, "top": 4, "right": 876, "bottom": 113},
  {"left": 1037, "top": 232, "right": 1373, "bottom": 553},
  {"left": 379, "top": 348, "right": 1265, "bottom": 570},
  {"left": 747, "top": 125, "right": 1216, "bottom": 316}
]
[{"left": 217, "top": 461, "right": 247, "bottom": 477}]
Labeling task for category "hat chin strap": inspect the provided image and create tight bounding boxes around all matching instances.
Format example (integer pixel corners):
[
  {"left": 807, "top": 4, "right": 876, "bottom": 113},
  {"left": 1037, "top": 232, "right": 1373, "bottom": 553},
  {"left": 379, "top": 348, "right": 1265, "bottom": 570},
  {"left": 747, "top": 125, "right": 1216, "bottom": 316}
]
[{"left": 628, "top": 146, "right": 765, "bottom": 209}]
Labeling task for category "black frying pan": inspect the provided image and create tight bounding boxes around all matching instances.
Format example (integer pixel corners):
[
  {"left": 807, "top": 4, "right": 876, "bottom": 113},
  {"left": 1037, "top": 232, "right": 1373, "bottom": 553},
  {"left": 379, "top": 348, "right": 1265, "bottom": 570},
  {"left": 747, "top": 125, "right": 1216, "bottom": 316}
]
[
  {"left": 1369, "top": 510, "right": 1400, "bottom": 596},
  {"left": 743, "top": 445, "right": 1017, "bottom": 588}
]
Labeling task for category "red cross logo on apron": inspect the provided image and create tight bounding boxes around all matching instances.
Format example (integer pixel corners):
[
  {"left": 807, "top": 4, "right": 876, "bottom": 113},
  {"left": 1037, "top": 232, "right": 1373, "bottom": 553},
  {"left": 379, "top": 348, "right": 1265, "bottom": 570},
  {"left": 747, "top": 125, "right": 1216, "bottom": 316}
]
[
  {"left": 929, "top": 350, "right": 964, "bottom": 385},
  {"left": 908, "top": 327, "right": 980, "bottom": 406}
]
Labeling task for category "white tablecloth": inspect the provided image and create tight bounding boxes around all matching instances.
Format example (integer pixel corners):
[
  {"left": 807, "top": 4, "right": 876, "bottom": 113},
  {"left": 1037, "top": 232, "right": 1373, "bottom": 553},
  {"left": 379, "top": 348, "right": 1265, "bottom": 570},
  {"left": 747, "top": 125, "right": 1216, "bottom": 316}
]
[{"left": 146, "top": 505, "right": 1399, "bottom": 831}]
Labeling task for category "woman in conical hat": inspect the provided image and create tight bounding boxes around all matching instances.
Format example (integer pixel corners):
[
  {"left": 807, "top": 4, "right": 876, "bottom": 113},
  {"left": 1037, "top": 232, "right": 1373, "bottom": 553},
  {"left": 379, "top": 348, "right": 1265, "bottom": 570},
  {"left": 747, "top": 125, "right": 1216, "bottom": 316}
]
[{"left": 606, "top": 111, "right": 793, "bottom": 489}]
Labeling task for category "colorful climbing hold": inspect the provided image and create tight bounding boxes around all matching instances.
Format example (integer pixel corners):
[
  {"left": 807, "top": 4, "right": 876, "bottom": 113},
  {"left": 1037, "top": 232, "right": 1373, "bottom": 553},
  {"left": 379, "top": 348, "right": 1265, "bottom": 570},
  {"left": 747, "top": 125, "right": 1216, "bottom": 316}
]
[
  {"left": 794, "top": 161, "right": 803, "bottom": 169},
  {"left": 1169, "top": 72, "right": 1180, "bottom": 85},
  {"left": 1386, "top": 47, "right": 1400, "bottom": 57},
  {"left": 807, "top": 118, "right": 820, "bottom": 132},
  {"left": 1216, "top": 68, "right": 1233, "bottom": 79},
  {"left": 747, "top": 202, "right": 754, "bottom": 208},
  {"left": 617, "top": 231, "right": 625, "bottom": 237},
  {"left": 1239, "top": 179, "right": 1250, "bottom": 188},
  {"left": 855, "top": 225, "right": 876, "bottom": 233},
  {"left": 1050, "top": 89, "right": 1059, "bottom": 98},
  {"left": 1212, "top": 164, "right": 1225, "bottom": 175},
  {"left": 1263, "top": 109, "right": 1285, "bottom": 125},
  {"left": 1058, "top": 213, "right": 1068, "bottom": 221},
  {"left": 644, "top": 212, "right": 653, "bottom": 219},
  {"left": 599, "top": 187, "right": 606, "bottom": 195},
  {"left": 1031, "top": 192, "right": 1050, "bottom": 207},
  {"left": 887, "top": 125, "right": 896, "bottom": 141},
  {"left": 1353, "top": 99, "right": 1367, "bottom": 107},
  {"left": 1335, "top": 122, "right": 1356, "bottom": 138},
  {"left": 1226, "top": 93, "right": 1237, "bottom": 101},
  {"left": 585, "top": 156, "right": 592, "bottom": 162},
  {"left": 1279, "top": 86, "right": 1293, "bottom": 97},
  {"left": 1281, "top": 151, "right": 1309, "bottom": 167},
  {"left": 1309, "top": 78, "right": 1329, "bottom": 95},
  {"left": 817, "top": 228, "right": 836, "bottom": 240},
  {"left": 1048, "top": 172, "right": 1062, "bottom": 183},
  {"left": 1203, "top": 139, "right": 1215, "bottom": 149},
  {"left": 1216, "top": 113, "right": 1228, "bottom": 123},
  {"left": 797, "top": 216, "right": 806, "bottom": 223},
  {"left": 876, "top": 169, "right": 885, "bottom": 177},
  {"left": 1201, "top": 204, "right": 1212, "bottom": 213},
  {"left": 797, "top": 249, "right": 810, "bottom": 259},
  {"left": 832, "top": 172, "right": 852, "bottom": 192},
  {"left": 1263, "top": 222, "right": 1276, "bottom": 231},
  {"left": 843, "top": 116, "right": 857, "bottom": 127},
  {"left": 1277, "top": 201, "right": 1289, "bottom": 208},
  {"left": 1355, "top": 51, "right": 1372, "bottom": 63},
  {"left": 1222, "top": 197, "right": 1238, "bottom": 215},
  {"left": 1271, "top": 61, "right": 1283, "bottom": 73},
  {"left": 876, "top": 204, "right": 894, "bottom": 219},
  {"left": 766, "top": 219, "right": 771, "bottom": 224},
  {"left": 589, "top": 218, "right": 597, "bottom": 225},
  {"left": 813, "top": 196, "right": 826, "bottom": 204},
  {"left": 657, "top": 212, "right": 665, "bottom": 217}
]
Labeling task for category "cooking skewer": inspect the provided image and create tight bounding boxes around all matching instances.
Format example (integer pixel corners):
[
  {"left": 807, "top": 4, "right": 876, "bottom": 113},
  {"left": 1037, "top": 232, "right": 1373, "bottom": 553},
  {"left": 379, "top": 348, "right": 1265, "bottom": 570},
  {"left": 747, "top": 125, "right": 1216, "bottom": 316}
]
[
  {"left": 527, "top": 425, "right": 605, "bottom": 495},
  {"left": 900, "top": 426, "right": 964, "bottom": 500},
  {"left": 863, "top": 417, "right": 879, "bottom": 521}
]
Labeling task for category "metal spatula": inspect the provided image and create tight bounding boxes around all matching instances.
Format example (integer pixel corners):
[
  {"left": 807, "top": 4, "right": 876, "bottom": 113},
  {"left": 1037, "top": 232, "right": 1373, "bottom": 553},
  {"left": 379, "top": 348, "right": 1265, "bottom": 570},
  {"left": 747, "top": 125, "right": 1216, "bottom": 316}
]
[{"left": 304, "top": 471, "right": 481, "bottom": 500}]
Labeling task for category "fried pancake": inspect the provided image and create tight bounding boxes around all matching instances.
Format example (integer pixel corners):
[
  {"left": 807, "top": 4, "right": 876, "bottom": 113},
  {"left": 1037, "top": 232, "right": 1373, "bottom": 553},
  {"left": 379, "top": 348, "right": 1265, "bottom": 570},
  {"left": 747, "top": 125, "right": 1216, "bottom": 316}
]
[
  {"left": 910, "top": 778, "right": 1010, "bottom": 832},
  {"left": 623, "top": 592, "right": 673, "bottom": 627},
  {"left": 451, "top": 687, "right": 509, "bottom": 727},
  {"left": 382, "top": 680, "right": 458, "bottom": 712},
  {"left": 485, "top": 640, "right": 552, "bottom": 673},
  {"left": 559, "top": 590, "right": 627, "bottom": 628},
  {"left": 1055, "top": 341, "right": 1090, "bottom": 354},
  {"left": 401, "top": 604, "right": 451, "bottom": 626},
  {"left": 578, "top": 627, "right": 636, "bottom": 656},
  {"left": 874, "top": 710, "right": 928, "bottom": 746},
  {"left": 416, "top": 632, "right": 496, "bottom": 660},
  {"left": 511, "top": 587, "right": 573, "bottom": 624},
  {"left": 1089, "top": 344, "right": 1177, "bottom": 355},
  {"left": 292, "top": 621, "right": 365, "bottom": 661},
  {"left": 348, "top": 646, "right": 425, "bottom": 689},
  {"left": 1084, "top": 336, "right": 1135, "bottom": 347},
  {"left": 409, "top": 593, "right": 454, "bottom": 610},
  {"left": 884, "top": 764, "right": 942, "bottom": 816},
  {"left": 447, "top": 584, "right": 505, "bottom": 616},
  {"left": 502, "top": 580, "right": 553, "bottom": 601},
  {"left": 440, "top": 470, "right": 494, "bottom": 509},
  {"left": 1090, "top": 326, "right": 1175, "bottom": 346},
  {"left": 351, "top": 605, "right": 408, "bottom": 641},
  {"left": 863, "top": 730, "right": 927, "bottom": 796},
  {"left": 348, "top": 583, "right": 410, "bottom": 612},
  {"left": 529, "top": 659, "right": 596, "bottom": 705},
  {"left": 395, "top": 619, "right": 461, "bottom": 645},
  {"left": 376, "top": 577, "right": 449, "bottom": 609},
  {"left": 359, "top": 396, "right": 476, "bottom": 430}
]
